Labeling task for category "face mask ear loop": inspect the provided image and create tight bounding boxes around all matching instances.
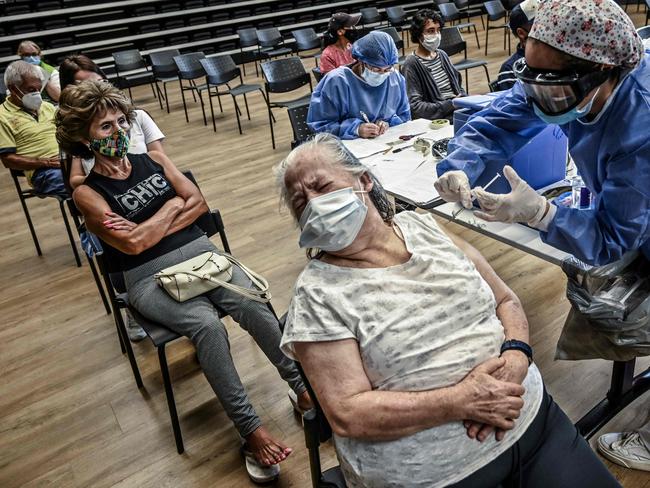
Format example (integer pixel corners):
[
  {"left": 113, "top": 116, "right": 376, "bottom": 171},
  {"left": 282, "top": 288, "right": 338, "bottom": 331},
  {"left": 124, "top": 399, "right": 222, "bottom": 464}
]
[{"left": 355, "top": 177, "right": 368, "bottom": 205}]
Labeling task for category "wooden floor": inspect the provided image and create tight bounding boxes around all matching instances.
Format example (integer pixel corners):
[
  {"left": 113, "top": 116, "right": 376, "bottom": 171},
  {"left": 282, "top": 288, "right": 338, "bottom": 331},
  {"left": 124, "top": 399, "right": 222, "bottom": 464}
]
[{"left": 2, "top": 10, "right": 649, "bottom": 488}]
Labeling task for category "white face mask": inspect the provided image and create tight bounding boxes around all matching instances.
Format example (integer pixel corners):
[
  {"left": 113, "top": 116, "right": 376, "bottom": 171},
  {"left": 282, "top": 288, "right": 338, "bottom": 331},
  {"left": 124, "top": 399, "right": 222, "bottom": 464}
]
[
  {"left": 363, "top": 67, "right": 391, "bottom": 87},
  {"left": 421, "top": 33, "right": 441, "bottom": 52},
  {"left": 17, "top": 88, "right": 43, "bottom": 112},
  {"left": 298, "top": 185, "right": 368, "bottom": 251}
]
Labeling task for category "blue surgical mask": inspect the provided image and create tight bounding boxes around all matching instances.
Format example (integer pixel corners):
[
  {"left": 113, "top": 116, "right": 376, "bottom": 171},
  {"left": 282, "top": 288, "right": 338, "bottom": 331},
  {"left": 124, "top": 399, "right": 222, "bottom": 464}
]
[
  {"left": 363, "top": 67, "right": 391, "bottom": 87},
  {"left": 298, "top": 185, "right": 368, "bottom": 251},
  {"left": 533, "top": 87, "right": 600, "bottom": 125},
  {"left": 22, "top": 55, "right": 41, "bottom": 65}
]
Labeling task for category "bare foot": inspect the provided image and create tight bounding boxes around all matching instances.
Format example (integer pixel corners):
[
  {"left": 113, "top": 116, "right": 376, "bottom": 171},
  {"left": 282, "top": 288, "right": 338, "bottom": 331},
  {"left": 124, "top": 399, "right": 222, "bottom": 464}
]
[
  {"left": 297, "top": 390, "right": 314, "bottom": 412},
  {"left": 245, "top": 426, "right": 292, "bottom": 466}
]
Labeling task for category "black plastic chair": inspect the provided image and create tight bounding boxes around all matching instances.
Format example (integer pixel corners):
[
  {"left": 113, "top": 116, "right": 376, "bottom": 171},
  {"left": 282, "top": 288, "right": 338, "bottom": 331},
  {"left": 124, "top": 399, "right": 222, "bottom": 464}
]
[
  {"left": 386, "top": 6, "right": 411, "bottom": 44},
  {"left": 483, "top": 0, "right": 511, "bottom": 56},
  {"left": 199, "top": 55, "right": 268, "bottom": 134},
  {"left": 292, "top": 28, "right": 322, "bottom": 67},
  {"left": 238, "top": 27, "right": 264, "bottom": 77},
  {"left": 438, "top": 2, "right": 481, "bottom": 48},
  {"left": 9, "top": 168, "right": 81, "bottom": 267},
  {"left": 149, "top": 49, "right": 180, "bottom": 113},
  {"left": 288, "top": 103, "right": 314, "bottom": 149},
  {"left": 94, "top": 171, "right": 232, "bottom": 455},
  {"left": 360, "top": 7, "right": 382, "bottom": 27},
  {"left": 261, "top": 57, "right": 313, "bottom": 149},
  {"left": 311, "top": 66, "right": 323, "bottom": 83},
  {"left": 173, "top": 52, "right": 209, "bottom": 125},
  {"left": 0, "top": 72, "right": 5, "bottom": 104},
  {"left": 278, "top": 315, "right": 347, "bottom": 488},
  {"left": 378, "top": 27, "right": 406, "bottom": 63},
  {"left": 454, "top": 0, "right": 486, "bottom": 28},
  {"left": 112, "top": 49, "right": 157, "bottom": 102},
  {"left": 258, "top": 27, "right": 293, "bottom": 60},
  {"left": 440, "top": 26, "right": 490, "bottom": 93}
]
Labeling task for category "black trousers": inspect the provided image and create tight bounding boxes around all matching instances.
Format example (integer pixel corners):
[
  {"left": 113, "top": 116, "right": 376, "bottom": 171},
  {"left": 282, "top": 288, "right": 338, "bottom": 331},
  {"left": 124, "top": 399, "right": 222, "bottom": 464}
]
[{"left": 448, "top": 390, "right": 621, "bottom": 488}]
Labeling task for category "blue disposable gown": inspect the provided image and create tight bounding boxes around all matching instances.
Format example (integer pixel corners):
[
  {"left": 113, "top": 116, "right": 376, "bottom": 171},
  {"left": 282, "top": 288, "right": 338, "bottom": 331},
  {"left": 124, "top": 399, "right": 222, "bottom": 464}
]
[
  {"left": 307, "top": 66, "right": 411, "bottom": 139},
  {"left": 437, "top": 56, "right": 650, "bottom": 266}
]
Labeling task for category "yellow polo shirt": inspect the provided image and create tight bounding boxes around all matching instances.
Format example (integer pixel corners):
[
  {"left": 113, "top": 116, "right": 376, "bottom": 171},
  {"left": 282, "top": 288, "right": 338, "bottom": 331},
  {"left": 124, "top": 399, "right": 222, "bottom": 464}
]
[{"left": 0, "top": 99, "right": 59, "bottom": 183}]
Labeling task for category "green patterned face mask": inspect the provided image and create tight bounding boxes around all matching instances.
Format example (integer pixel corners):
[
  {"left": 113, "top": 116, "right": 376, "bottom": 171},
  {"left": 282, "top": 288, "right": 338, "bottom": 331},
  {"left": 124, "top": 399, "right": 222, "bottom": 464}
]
[{"left": 90, "top": 128, "right": 130, "bottom": 158}]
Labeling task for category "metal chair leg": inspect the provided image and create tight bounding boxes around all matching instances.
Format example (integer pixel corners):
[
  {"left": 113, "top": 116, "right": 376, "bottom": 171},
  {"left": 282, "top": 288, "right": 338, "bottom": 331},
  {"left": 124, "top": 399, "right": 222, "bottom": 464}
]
[
  {"left": 485, "top": 20, "right": 490, "bottom": 55},
  {"left": 114, "top": 303, "right": 143, "bottom": 388},
  {"left": 243, "top": 93, "right": 251, "bottom": 120},
  {"left": 150, "top": 82, "right": 157, "bottom": 99},
  {"left": 59, "top": 200, "right": 81, "bottom": 267},
  {"left": 17, "top": 194, "right": 42, "bottom": 256},
  {"left": 158, "top": 345, "right": 184, "bottom": 454},
  {"left": 197, "top": 89, "right": 207, "bottom": 126},
  {"left": 163, "top": 82, "right": 170, "bottom": 114},
  {"left": 472, "top": 24, "right": 480, "bottom": 49},
  {"left": 88, "top": 255, "right": 111, "bottom": 315},
  {"left": 232, "top": 96, "right": 243, "bottom": 134},
  {"left": 208, "top": 86, "right": 217, "bottom": 132},
  {"left": 179, "top": 80, "right": 189, "bottom": 122},
  {"left": 155, "top": 81, "right": 164, "bottom": 110},
  {"left": 127, "top": 86, "right": 133, "bottom": 102}
]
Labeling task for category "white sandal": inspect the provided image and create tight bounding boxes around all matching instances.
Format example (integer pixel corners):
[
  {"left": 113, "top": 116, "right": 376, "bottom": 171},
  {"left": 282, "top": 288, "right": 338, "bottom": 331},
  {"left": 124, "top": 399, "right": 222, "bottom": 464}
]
[{"left": 240, "top": 444, "right": 281, "bottom": 484}]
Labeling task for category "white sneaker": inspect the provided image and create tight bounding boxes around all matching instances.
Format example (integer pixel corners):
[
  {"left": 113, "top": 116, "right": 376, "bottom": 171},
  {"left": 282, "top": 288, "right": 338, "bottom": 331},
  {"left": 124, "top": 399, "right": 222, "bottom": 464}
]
[
  {"left": 125, "top": 310, "right": 147, "bottom": 342},
  {"left": 597, "top": 431, "right": 650, "bottom": 471}
]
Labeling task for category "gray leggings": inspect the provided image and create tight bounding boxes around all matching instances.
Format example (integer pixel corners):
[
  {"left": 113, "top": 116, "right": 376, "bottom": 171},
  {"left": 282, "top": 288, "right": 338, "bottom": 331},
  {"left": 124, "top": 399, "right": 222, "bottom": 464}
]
[
  {"left": 448, "top": 389, "right": 621, "bottom": 488},
  {"left": 125, "top": 235, "right": 305, "bottom": 438}
]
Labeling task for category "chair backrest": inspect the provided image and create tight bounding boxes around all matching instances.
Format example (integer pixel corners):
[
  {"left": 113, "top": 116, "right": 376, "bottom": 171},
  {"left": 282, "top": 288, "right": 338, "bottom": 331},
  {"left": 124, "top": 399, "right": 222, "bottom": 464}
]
[
  {"left": 440, "top": 26, "right": 466, "bottom": 57},
  {"left": 238, "top": 27, "right": 259, "bottom": 48},
  {"left": 311, "top": 66, "right": 323, "bottom": 82},
  {"left": 386, "top": 6, "right": 406, "bottom": 24},
  {"left": 287, "top": 103, "right": 314, "bottom": 148},
  {"left": 484, "top": 0, "right": 506, "bottom": 20},
  {"left": 360, "top": 7, "right": 382, "bottom": 24},
  {"left": 112, "top": 49, "right": 146, "bottom": 74},
  {"left": 638, "top": 25, "right": 650, "bottom": 40},
  {"left": 454, "top": 0, "right": 469, "bottom": 8},
  {"left": 261, "top": 57, "right": 311, "bottom": 93},
  {"left": 439, "top": 2, "right": 461, "bottom": 22},
  {"left": 378, "top": 27, "right": 404, "bottom": 50},
  {"left": 292, "top": 28, "right": 320, "bottom": 51},
  {"left": 149, "top": 49, "right": 181, "bottom": 78},
  {"left": 434, "top": 0, "right": 452, "bottom": 5},
  {"left": 200, "top": 55, "right": 240, "bottom": 85},
  {"left": 257, "top": 27, "right": 284, "bottom": 48},
  {"left": 173, "top": 52, "right": 207, "bottom": 80}
]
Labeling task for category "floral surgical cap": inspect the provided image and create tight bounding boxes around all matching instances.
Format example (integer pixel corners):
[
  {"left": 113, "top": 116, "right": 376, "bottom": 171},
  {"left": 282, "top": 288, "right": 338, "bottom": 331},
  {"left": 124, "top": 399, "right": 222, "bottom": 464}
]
[{"left": 529, "top": 0, "right": 645, "bottom": 69}]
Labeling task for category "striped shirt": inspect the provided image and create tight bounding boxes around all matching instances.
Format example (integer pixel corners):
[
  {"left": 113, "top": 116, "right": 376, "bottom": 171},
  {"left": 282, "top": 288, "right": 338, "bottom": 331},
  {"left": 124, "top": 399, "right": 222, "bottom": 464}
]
[{"left": 417, "top": 52, "right": 456, "bottom": 99}]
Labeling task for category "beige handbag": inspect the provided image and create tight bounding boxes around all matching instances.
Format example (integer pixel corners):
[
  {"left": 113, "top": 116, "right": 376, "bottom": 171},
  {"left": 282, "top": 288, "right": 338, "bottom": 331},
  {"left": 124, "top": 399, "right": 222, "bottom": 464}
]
[{"left": 154, "top": 251, "right": 271, "bottom": 303}]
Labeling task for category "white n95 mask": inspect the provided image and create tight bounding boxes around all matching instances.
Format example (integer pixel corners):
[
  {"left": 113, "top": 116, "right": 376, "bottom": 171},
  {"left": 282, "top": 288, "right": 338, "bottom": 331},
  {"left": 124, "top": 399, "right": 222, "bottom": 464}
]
[
  {"left": 421, "top": 34, "right": 441, "bottom": 52},
  {"left": 298, "top": 186, "right": 368, "bottom": 251},
  {"left": 18, "top": 89, "right": 43, "bottom": 112}
]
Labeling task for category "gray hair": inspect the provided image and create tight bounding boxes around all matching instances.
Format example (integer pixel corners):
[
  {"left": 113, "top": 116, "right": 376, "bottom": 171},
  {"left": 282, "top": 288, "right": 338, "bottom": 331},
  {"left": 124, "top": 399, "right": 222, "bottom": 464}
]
[
  {"left": 274, "top": 132, "right": 395, "bottom": 223},
  {"left": 17, "top": 40, "right": 41, "bottom": 56},
  {"left": 4, "top": 60, "right": 43, "bottom": 88}
]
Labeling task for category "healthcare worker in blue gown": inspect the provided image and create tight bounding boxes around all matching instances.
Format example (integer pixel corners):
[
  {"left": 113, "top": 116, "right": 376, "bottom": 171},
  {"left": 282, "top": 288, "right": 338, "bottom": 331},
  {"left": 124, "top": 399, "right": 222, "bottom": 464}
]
[
  {"left": 307, "top": 30, "right": 411, "bottom": 139},
  {"left": 434, "top": 0, "right": 649, "bottom": 268}
]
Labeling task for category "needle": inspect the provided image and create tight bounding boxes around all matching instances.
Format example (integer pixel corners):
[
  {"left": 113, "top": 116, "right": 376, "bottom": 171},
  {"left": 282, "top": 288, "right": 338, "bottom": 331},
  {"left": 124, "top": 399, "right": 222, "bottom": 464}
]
[{"left": 449, "top": 172, "right": 502, "bottom": 222}]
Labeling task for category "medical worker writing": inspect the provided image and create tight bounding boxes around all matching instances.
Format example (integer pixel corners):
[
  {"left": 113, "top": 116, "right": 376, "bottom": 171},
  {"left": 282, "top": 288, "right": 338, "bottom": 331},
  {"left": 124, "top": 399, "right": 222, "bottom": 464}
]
[
  {"left": 435, "top": 0, "right": 649, "bottom": 267},
  {"left": 307, "top": 31, "right": 411, "bottom": 139}
]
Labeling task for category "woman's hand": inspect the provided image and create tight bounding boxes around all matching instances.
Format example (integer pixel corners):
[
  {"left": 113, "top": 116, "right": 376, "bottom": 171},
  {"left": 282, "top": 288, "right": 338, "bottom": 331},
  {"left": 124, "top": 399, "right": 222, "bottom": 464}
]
[
  {"left": 358, "top": 123, "right": 380, "bottom": 138},
  {"left": 103, "top": 211, "right": 137, "bottom": 232},
  {"left": 376, "top": 120, "right": 389, "bottom": 135},
  {"left": 463, "top": 352, "right": 530, "bottom": 442},
  {"left": 455, "top": 357, "right": 525, "bottom": 437}
]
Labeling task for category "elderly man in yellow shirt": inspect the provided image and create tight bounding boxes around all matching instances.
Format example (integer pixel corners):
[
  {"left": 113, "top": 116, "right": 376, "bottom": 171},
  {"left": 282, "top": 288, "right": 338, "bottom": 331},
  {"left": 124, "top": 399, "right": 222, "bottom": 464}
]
[{"left": 0, "top": 60, "right": 66, "bottom": 196}]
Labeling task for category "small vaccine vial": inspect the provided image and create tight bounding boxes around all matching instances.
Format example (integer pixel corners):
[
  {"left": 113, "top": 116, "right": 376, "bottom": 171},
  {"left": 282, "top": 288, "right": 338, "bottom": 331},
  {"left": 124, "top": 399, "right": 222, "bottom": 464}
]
[{"left": 570, "top": 175, "right": 593, "bottom": 210}]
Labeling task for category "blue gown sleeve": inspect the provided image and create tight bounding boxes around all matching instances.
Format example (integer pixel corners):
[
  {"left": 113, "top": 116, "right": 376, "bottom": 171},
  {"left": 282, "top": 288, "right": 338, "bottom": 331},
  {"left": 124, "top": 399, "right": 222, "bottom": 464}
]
[
  {"left": 541, "top": 138, "right": 650, "bottom": 266},
  {"left": 307, "top": 76, "right": 362, "bottom": 139},
  {"left": 436, "top": 83, "right": 548, "bottom": 184},
  {"left": 387, "top": 76, "right": 411, "bottom": 126}
]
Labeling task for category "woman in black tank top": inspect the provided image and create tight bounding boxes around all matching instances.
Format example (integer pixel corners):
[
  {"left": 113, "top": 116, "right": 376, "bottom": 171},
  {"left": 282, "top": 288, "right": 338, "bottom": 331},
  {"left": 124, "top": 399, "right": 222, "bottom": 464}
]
[{"left": 55, "top": 80, "right": 312, "bottom": 483}]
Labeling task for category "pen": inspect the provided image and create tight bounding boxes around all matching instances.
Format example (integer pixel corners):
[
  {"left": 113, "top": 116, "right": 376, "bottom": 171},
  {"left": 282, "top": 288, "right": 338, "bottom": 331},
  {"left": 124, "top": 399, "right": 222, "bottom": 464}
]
[{"left": 360, "top": 111, "right": 370, "bottom": 124}]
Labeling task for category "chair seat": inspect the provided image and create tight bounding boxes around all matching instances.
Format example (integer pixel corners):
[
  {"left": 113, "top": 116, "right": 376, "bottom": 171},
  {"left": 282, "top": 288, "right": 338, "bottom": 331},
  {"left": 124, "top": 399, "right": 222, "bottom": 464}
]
[
  {"left": 117, "top": 292, "right": 182, "bottom": 347},
  {"left": 156, "top": 75, "right": 178, "bottom": 83},
  {"left": 454, "top": 58, "right": 488, "bottom": 71},
  {"left": 261, "top": 47, "right": 292, "bottom": 57},
  {"left": 322, "top": 466, "right": 348, "bottom": 487},
  {"left": 455, "top": 22, "right": 475, "bottom": 31},
  {"left": 229, "top": 83, "right": 262, "bottom": 96},
  {"left": 270, "top": 93, "right": 312, "bottom": 109}
]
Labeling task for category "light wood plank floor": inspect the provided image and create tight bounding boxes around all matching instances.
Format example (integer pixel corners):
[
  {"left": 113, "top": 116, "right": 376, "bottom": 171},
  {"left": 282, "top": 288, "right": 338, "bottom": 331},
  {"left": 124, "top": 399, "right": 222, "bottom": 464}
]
[{"left": 1, "top": 10, "right": 649, "bottom": 488}]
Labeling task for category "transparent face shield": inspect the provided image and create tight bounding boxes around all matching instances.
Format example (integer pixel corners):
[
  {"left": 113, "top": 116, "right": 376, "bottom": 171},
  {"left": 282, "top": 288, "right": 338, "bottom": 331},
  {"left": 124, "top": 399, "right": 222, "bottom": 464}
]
[{"left": 513, "top": 58, "right": 612, "bottom": 115}]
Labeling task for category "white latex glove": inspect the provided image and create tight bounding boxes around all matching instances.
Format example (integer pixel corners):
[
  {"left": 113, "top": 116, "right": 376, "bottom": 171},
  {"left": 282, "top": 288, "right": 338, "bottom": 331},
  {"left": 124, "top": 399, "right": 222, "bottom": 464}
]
[
  {"left": 473, "top": 165, "right": 550, "bottom": 225},
  {"left": 434, "top": 170, "right": 473, "bottom": 208}
]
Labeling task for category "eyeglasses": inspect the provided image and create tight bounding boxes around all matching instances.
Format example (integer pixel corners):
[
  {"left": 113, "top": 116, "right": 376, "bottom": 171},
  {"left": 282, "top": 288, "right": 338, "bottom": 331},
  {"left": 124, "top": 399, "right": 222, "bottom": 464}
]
[
  {"left": 365, "top": 64, "right": 393, "bottom": 74},
  {"left": 513, "top": 58, "right": 611, "bottom": 115}
]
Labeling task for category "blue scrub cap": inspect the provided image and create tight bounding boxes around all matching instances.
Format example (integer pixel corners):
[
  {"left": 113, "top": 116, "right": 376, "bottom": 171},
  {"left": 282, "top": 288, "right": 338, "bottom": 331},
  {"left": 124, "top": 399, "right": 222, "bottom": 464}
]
[{"left": 351, "top": 31, "right": 399, "bottom": 68}]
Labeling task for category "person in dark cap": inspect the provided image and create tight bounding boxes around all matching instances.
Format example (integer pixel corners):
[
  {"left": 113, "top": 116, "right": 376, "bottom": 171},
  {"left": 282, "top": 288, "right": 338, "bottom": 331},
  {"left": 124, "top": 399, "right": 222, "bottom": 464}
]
[
  {"left": 496, "top": 0, "right": 537, "bottom": 90},
  {"left": 320, "top": 12, "right": 362, "bottom": 74}
]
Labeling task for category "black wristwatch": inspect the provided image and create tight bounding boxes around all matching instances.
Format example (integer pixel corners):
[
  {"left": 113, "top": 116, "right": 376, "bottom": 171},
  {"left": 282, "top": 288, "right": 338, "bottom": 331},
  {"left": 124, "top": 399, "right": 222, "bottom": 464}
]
[{"left": 500, "top": 340, "right": 533, "bottom": 365}]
